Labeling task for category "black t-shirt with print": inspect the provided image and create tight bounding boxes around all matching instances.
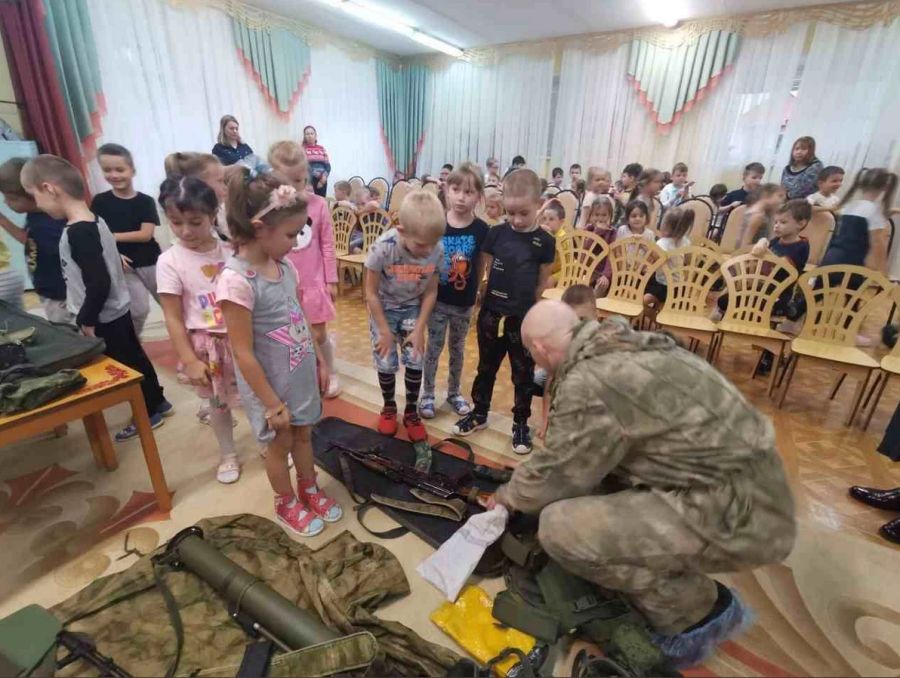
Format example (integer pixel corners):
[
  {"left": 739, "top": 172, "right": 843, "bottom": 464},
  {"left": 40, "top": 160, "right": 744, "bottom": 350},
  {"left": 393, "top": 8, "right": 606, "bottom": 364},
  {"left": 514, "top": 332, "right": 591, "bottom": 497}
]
[
  {"left": 90, "top": 191, "right": 161, "bottom": 268},
  {"left": 437, "top": 217, "right": 490, "bottom": 308},
  {"left": 482, "top": 223, "right": 556, "bottom": 317}
]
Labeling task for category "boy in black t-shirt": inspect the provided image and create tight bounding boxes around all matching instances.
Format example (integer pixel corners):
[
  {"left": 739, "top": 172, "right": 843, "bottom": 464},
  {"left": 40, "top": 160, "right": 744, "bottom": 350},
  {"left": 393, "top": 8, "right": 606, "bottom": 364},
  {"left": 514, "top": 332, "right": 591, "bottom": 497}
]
[
  {"left": 453, "top": 169, "right": 555, "bottom": 455},
  {"left": 91, "top": 143, "right": 161, "bottom": 337}
]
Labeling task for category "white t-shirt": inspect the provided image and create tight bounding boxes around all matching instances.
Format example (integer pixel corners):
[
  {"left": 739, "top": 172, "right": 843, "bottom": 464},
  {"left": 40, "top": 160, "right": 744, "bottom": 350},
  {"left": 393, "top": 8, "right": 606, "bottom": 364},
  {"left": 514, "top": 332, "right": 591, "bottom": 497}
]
[
  {"left": 616, "top": 225, "right": 656, "bottom": 243},
  {"left": 841, "top": 199, "right": 887, "bottom": 232},
  {"left": 806, "top": 192, "right": 841, "bottom": 209},
  {"left": 655, "top": 235, "right": 692, "bottom": 284}
]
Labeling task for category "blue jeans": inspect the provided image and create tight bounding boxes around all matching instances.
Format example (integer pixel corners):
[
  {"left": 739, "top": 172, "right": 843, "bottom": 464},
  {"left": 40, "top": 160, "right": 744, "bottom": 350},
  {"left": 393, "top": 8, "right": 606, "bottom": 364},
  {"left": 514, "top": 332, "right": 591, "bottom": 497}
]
[{"left": 369, "top": 305, "right": 422, "bottom": 373}]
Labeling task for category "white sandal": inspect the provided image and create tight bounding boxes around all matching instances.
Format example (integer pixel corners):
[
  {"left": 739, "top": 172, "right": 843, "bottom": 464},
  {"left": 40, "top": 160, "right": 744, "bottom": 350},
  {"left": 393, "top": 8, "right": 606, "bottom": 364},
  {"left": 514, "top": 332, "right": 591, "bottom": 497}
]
[{"left": 216, "top": 458, "right": 241, "bottom": 484}]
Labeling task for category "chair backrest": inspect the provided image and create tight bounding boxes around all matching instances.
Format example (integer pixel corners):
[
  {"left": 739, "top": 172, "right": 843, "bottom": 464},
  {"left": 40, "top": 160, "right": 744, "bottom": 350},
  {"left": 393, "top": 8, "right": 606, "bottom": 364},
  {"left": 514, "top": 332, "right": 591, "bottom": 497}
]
[
  {"left": 720, "top": 252, "right": 798, "bottom": 328},
  {"left": 804, "top": 210, "right": 836, "bottom": 267},
  {"left": 359, "top": 209, "right": 390, "bottom": 252},
  {"left": 388, "top": 180, "right": 412, "bottom": 213},
  {"left": 544, "top": 186, "right": 561, "bottom": 196},
  {"left": 719, "top": 205, "right": 748, "bottom": 253},
  {"left": 693, "top": 235, "right": 722, "bottom": 253},
  {"left": 368, "top": 177, "right": 389, "bottom": 206},
  {"left": 696, "top": 195, "right": 718, "bottom": 217},
  {"left": 796, "top": 265, "right": 891, "bottom": 347},
  {"left": 606, "top": 237, "right": 668, "bottom": 304},
  {"left": 555, "top": 190, "right": 580, "bottom": 230},
  {"left": 348, "top": 176, "right": 365, "bottom": 191},
  {"left": 556, "top": 231, "right": 611, "bottom": 289},
  {"left": 331, "top": 206, "right": 357, "bottom": 256},
  {"left": 660, "top": 246, "right": 724, "bottom": 316},
  {"left": 678, "top": 198, "right": 714, "bottom": 238}
]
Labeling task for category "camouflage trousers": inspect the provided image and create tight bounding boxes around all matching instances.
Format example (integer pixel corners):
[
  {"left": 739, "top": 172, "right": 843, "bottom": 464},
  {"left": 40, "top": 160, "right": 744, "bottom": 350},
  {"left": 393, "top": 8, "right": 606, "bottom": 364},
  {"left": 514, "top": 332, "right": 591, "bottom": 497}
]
[{"left": 538, "top": 490, "right": 760, "bottom": 635}]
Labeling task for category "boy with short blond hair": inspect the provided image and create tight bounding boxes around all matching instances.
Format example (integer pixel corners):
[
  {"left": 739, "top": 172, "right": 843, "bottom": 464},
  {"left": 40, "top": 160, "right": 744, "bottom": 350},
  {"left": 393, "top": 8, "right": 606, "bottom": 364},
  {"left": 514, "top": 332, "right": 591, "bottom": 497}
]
[
  {"left": 21, "top": 154, "right": 170, "bottom": 439},
  {"left": 454, "top": 169, "right": 556, "bottom": 454},
  {"left": 660, "top": 162, "right": 693, "bottom": 208},
  {"left": 365, "top": 190, "right": 445, "bottom": 441}
]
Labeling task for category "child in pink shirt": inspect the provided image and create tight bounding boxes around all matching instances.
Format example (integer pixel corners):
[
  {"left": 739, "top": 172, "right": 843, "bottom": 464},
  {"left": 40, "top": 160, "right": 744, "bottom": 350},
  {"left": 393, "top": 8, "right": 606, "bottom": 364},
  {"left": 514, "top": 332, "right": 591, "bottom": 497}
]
[
  {"left": 268, "top": 141, "right": 341, "bottom": 397},
  {"left": 155, "top": 175, "right": 241, "bottom": 484}
]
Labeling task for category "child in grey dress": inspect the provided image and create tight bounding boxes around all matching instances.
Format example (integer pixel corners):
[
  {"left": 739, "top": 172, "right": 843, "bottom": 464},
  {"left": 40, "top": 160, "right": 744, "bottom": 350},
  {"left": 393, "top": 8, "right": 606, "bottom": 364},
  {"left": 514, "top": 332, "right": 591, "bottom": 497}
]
[{"left": 218, "top": 167, "right": 342, "bottom": 537}]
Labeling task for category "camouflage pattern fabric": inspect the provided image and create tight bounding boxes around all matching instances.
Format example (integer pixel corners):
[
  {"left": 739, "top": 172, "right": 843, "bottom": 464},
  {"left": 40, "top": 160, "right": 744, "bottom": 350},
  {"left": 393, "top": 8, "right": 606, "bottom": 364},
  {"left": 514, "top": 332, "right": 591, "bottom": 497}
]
[
  {"left": 52, "top": 514, "right": 459, "bottom": 676},
  {"left": 0, "top": 367, "right": 86, "bottom": 415},
  {"left": 496, "top": 317, "right": 796, "bottom": 634}
]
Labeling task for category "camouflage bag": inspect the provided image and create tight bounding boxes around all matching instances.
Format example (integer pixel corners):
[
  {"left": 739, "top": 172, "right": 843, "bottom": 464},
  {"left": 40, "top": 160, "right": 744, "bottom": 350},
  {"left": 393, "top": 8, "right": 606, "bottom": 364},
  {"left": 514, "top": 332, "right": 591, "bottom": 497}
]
[{"left": 52, "top": 514, "right": 459, "bottom": 676}]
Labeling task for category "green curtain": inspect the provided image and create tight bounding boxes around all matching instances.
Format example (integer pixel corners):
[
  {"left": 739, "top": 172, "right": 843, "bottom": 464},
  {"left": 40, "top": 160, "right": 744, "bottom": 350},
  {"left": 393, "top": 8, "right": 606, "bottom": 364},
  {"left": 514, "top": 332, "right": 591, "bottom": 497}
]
[
  {"left": 627, "top": 30, "right": 739, "bottom": 131},
  {"left": 232, "top": 19, "right": 310, "bottom": 116},
  {"left": 42, "top": 0, "right": 104, "bottom": 146},
  {"left": 376, "top": 60, "right": 428, "bottom": 176}
]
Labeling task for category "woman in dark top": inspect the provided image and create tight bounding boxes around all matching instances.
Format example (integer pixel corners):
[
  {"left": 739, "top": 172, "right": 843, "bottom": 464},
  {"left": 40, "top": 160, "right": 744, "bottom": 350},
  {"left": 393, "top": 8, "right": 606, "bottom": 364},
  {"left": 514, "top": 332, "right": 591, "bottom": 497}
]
[
  {"left": 302, "top": 125, "right": 331, "bottom": 197},
  {"left": 211, "top": 115, "right": 253, "bottom": 166},
  {"left": 780, "top": 136, "right": 824, "bottom": 200}
]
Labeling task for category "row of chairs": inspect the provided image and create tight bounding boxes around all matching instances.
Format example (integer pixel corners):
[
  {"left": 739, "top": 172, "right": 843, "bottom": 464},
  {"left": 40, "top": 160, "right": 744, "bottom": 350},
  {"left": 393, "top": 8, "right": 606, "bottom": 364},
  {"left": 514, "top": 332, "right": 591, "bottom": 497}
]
[{"left": 544, "top": 230, "right": 899, "bottom": 427}]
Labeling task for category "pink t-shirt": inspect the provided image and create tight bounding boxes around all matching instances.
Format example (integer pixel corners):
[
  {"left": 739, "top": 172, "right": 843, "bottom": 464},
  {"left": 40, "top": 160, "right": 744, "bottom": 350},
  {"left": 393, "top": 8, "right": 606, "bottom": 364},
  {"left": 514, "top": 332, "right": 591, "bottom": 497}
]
[
  {"left": 285, "top": 192, "right": 337, "bottom": 290},
  {"left": 156, "top": 240, "right": 231, "bottom": 332}
]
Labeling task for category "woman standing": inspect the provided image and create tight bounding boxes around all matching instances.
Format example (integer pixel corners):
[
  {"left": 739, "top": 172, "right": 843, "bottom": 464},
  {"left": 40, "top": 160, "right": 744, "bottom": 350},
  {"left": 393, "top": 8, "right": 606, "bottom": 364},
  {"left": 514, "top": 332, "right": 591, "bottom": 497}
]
[
  {"left": 211, "top": 115, "right": 253, "bottom": 166},
  {"left": 780, "top": 136, "right": 824, "bottom": 200},
  {"left": 302, "top": 125, "right": 331, "bottom": 197}
]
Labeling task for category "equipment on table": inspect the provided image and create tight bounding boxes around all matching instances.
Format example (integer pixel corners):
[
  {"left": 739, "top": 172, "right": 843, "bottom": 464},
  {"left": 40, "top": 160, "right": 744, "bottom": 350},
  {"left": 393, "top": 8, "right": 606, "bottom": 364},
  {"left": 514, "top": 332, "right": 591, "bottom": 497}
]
[
  {"left": 0, "top": 364, "right": 86, "bottom": 414},
  {"left": 0, "top": 300, "right": 104, "bottom": 372}
]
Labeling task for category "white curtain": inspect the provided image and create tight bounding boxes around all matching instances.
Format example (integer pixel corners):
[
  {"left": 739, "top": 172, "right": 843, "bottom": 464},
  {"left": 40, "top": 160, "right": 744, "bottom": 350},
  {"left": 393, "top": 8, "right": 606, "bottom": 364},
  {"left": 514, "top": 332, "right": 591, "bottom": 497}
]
[
  {"left": 551, "top": 23, "right": 809, "bottom": 191},
  {"left": 418, "top": 53, "right": 555, "bottom": 176},
  {"left": 782, "top": 19, "right": 900, "bottom": 179},
  {"left": 86, "top": 0, "right": 388, "bottom": 241}
]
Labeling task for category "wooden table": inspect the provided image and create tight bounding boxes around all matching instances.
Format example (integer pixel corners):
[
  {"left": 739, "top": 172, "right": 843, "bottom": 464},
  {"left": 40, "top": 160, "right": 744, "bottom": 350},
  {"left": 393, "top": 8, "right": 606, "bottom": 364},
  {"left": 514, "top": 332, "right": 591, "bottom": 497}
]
[{"left": 0, "top": 357, "right": 172, "bottom": 511}]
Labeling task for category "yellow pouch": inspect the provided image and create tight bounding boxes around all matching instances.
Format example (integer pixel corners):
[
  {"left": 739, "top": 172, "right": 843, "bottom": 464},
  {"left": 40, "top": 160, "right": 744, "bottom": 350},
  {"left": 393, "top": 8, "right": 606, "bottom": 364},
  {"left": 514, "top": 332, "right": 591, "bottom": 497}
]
[{"left": 431, "top": 585, "right": 535, "bottom": 677}]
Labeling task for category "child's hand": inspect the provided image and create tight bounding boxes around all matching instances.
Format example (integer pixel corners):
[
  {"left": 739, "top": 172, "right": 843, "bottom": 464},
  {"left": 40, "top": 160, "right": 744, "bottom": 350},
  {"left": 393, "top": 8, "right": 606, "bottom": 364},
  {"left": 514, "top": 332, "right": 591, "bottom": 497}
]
[
  {"left": 81, "top": 325, "right": 95, "bottom": 337},
  {"left": 536, "top": 418, "right": 549, "bottom": 441},
  {"left": 751, "top": 238, "right": 769, "bottom": 258},
  {"left": 316, "top": 356, "right": 329, "bottom": 394},
  {"left": 375, "top": 330, "right": 393, "bottom": 359},
  {"left": 120, "top": 254, "right": 133, "bottom": 272},
  {"left": 266, "top": 404, "right": 290, "bottom": 432},
  {"left": 406, "top": 327, "right": 425, "bottom": 357},
  {"left": 328, "top": 283, "right": 338, "bottom": 302},
  {"left": 477, "top": 493, "right": 498, "bottom": 510},
  {"left": 185, "top": 359, "right": 210, "bottom": 386}
]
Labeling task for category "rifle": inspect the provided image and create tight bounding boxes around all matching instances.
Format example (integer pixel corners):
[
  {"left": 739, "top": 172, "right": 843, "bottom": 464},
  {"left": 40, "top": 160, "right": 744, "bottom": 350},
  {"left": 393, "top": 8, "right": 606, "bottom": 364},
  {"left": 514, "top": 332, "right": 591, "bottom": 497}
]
[
  {"left": 57, "top": 630, "right": 132, "bottom": 678},
  {"left": 328, "top": 441, "right": 504, "bottom": 506}
]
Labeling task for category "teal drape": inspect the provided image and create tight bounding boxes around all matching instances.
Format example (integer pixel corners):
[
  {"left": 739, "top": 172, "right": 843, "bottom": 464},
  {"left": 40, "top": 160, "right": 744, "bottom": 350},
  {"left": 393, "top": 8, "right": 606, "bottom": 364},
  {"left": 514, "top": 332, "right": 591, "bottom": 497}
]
[
  {"left": 627, "top": 30, "right": 739, "bottom": 132},
  {"left": 376, "top": 60, "right": 428, "bottom": 176},
  {"left": 41, "top": 0, "right": 104, "bottom": 147},
  {"left": 232, "top": 19, "right": 310, "bottom": 116}
]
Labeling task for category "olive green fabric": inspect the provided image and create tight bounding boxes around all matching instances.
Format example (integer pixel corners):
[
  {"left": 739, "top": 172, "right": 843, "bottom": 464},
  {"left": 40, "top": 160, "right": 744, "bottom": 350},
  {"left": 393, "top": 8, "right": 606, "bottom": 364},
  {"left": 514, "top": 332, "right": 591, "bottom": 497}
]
[
  {"left": 0, "top": 368, "right": 86, "bottom": 415},
  {"left": 52, "top": 514, "right": 458, "bottom": 676}
]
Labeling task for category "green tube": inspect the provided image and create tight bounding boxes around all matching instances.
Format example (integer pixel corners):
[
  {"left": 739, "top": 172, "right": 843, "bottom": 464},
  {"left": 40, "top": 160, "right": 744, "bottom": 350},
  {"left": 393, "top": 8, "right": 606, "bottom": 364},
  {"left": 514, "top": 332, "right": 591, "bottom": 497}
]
[{"left": 165, "top": 527, "right": 338, "bottom": 649}]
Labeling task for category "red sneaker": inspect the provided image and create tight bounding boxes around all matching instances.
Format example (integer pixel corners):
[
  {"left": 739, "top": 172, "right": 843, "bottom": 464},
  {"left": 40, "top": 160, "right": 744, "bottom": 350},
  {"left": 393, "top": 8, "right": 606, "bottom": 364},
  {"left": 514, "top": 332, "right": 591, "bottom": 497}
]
[
  {"left": 378, "top": 405, "right": 398, "bottom": 436},
  {"left": 403, "top": 411, "right": 427, "bottom": 442}
]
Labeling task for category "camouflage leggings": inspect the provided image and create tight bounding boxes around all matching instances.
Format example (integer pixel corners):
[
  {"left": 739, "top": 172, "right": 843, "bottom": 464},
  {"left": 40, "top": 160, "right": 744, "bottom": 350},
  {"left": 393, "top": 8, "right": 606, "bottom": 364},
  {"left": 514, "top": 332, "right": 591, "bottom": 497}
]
[
  {"left": 422, "top": 301, "right": 473, "bottom": 400},
  {"left": 538, "top": 490, "right": 748, "bottom": 634}
]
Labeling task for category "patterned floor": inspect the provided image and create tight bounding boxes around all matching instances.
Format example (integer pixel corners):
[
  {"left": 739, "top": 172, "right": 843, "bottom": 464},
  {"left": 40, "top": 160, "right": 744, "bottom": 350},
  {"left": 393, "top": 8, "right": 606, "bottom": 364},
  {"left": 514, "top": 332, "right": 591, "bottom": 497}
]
[{"left": 1, "top": 288, "right": 899, "bottom": 676}]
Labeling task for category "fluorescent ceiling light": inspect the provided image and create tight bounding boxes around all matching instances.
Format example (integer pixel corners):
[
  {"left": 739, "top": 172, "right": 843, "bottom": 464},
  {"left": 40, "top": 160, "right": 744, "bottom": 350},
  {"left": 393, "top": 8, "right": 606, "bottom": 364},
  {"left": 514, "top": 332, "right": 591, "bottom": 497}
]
[
  {"left": 641, "top": 0, "right": 685, "bottom": 28},
  {"left": 322, "top": 0, "right": 463, "bottom": 57}
]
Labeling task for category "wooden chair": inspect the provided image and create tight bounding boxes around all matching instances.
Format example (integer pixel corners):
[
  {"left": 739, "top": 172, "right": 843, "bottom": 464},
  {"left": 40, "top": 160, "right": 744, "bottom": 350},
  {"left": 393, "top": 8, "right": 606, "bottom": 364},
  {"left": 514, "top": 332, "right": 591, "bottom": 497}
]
[
  {"left": 655, "top": 246, "right": 723, "bottom": 358},
  {"left": 543, "top": 231, "right": 610, "bottom": 301},
  {"left": 555, "top": 190, "right": 580, "bottom": 231},
  {"left": 710, "top": 252, "right": 798, "bottom": 395},
  {"left": 349, "top": 176, "right": 365, "bottom": 191},
  {"left": 856, "top": 285, "right": 900, "bottom": 429},
  {"left": 331, "top": 206, "right": 358, "bottom": 295},
  {"left": 368, "top": 177, "right": 389, "bottom": 207},
  {"left": 718, "top": 205, "right": 748, "bottom": 254},
  {"left": 679, "top": 198, "right": 714, "bottom": 238},
  {"left": 596, "top": 237, "right": 667, "bottom": 322},
  {"left": 776, "top": 265, "right": 891, "bottom": 425},
  {"left": 359, "top": 209, "right": 390, "bottom": 250},
  {"left": 544, "top": 186, "right": 561, "bottom": 196},
  {"left": 694, "top": 236, "right": 722, "bottom": 253},
  {"left": 804, "top": 210, "right": 836, "bottom": 269},
  {"left": 388, "top": 180, "right": 412, "bottom": 214}
]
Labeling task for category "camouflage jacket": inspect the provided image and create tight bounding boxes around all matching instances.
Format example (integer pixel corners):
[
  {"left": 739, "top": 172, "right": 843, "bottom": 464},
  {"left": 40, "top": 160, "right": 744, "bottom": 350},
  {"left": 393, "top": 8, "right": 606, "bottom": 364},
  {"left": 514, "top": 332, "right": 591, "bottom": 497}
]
[{"left": 497, "top": 318, "right": 795, "bottom": 560}]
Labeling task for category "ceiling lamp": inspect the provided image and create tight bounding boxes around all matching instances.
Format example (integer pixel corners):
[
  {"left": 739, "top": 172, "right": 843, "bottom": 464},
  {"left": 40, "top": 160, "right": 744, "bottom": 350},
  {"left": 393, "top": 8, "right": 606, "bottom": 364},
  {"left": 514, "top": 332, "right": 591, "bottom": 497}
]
[
  {"left": 322, "top": 0, "right": 463, "bottom": 57},
  {"left": 641, "top": 0, "right": 684, "bottom": 28}
]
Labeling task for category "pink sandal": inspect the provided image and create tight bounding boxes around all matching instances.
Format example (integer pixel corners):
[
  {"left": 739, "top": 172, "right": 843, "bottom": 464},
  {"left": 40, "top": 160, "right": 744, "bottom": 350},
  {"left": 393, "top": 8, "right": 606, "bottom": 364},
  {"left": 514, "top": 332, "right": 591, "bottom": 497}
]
[
  {"left": 275, "top": 495, "right": 324, "bottom": 537},
  {"left": 297, "top": 475, "right": 343, "bottom": 523}
]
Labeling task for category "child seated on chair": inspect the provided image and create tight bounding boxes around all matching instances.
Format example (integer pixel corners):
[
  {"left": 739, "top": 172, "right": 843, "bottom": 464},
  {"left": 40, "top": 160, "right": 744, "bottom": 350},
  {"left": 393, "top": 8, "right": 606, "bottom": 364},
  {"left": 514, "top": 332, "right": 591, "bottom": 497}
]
[
  {"left": 484, "top": 187, "right": 504, "bottom": 224},
  {"left": 721, "top": 162, "right": 765, "bottom": 212},
  {"left": 333, "top": 180, "right": 354, "bottom": 210},
  {"left": 735, "top": 183, "right": 785, "bottom": 248},
  {"left": 643, "top": 207, "right": 694, "bottom": 318},
  {"left": 659, "top": 162, "right": 694, "bottom": 208},
  {"left": 709, "top": 184, "right": 728, "bottom": 206},
  {"left": 807, "top": 166, "right": 844, "bottom": 214},
  {"left": 577, "top": 167, "right": 612, "bottom": 227},
  {"left": 581, "top": 196, "right": 617, "bottom": 297},
  {"left": 616, "top": 200, "right": 656, "bottom": 244}
]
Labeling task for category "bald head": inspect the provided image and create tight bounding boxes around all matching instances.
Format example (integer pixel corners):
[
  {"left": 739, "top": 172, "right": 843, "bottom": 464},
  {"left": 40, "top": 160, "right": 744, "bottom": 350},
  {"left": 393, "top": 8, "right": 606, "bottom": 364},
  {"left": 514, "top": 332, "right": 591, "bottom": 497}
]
[{"left": 522, "top": 300, "right": 580, "bottom": 371}]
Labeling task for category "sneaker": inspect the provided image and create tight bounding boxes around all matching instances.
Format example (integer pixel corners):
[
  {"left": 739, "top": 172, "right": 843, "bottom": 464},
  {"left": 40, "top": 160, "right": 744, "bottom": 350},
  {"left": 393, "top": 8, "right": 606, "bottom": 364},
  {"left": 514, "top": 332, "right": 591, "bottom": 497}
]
[
  {"left": 275, "top": 495, "right": 324, "bottom": 537},
  {"left": 325, "top": 374, "right": 342, "bottom": 399},
  {"left": 378, "top": 405, "right": 398, "bottom": 436},
  {"left": 453, "top": 411, "right": 488, "bottom": 436},
  {"left": 156, "top": 400, "right": 175, "bottom": 418},
  {"left": 446, "top": 394, "right": 471, "bottom": 416},
  {"left": 115, "top": 412, "right": 164, "bottom": 442},
  {"left": 512, "top": 422, "right": 533, "bottom": 455},
  {"left": 756, "top": 350, "right": 774, "bottom": 376},
  {"left": 403, "top": 411, "right": 428, "bottom": 442},
  {"left": 419, "top": 396, "right": 436, "bottom": 419},
  {"left": 298, "top": 475, "right": 343, "bottom": 523},
  {"left": 216, "top": 457, "right": 241, "bottom": 484}
]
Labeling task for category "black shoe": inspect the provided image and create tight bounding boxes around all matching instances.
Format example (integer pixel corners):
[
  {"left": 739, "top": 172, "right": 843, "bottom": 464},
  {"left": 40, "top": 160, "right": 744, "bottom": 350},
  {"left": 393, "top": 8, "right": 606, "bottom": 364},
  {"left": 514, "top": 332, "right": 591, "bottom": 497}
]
[
  {"left": 849, "top": 486, "right": 900, "bottom": 511},
  {"left": 756, "top": 350, "right": 774, "bottom": 376},
  {"left": 512, "top": 422, "right": 532, "bottom": 455},
  {"left": 453, "top": 411, "right": 488, "bottom": 436},
  {"left": 880, "top": 516, "right": 900, "bottom": 544}
]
